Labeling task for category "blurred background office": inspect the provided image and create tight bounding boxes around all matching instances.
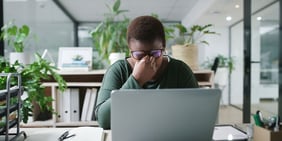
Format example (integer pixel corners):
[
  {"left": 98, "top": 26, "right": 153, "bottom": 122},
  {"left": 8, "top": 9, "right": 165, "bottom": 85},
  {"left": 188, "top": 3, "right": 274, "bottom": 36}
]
[{"left": 1, "top": 0, "right": 281, "bottom": 123}]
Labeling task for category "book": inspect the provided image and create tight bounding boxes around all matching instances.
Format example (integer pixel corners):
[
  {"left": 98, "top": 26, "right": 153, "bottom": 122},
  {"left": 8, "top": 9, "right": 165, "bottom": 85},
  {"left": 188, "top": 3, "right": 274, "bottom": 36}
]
[
  {"left": 81, "top": 88, "right": 92, "bottom": 121},
  {"left": 86, "top": 88, "right": 97, "bottom": 121},
  {"left": 63, "top": 127, "right": 104, "bottom": 141}
]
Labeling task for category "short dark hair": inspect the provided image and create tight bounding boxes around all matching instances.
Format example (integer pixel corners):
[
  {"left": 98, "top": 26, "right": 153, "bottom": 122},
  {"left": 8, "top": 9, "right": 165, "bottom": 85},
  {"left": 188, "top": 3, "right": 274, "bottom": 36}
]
[{"left": 127, "top": 16, "right": 166, "bottom": 47}]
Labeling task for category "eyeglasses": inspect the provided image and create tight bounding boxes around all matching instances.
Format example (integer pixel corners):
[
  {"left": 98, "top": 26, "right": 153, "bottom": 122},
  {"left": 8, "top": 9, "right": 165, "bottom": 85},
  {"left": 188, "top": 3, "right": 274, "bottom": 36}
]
[{"left": 131, "top": 49, "right": 163, "bottom": 60}]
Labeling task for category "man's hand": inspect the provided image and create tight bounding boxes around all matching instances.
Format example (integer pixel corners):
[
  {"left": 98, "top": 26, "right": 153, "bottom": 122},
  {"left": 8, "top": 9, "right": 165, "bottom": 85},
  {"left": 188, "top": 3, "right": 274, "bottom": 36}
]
[{"left": 132, "top": 56, "right": 157, "bottom": 86}]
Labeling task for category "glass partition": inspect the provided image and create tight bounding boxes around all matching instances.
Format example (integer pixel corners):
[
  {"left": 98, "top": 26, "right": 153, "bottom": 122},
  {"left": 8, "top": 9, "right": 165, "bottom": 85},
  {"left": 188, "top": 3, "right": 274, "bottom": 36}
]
[
  {"left": 230, "top": 1, "right": 280, "bottom": 121},
  {"left": 230, "top": 22, "right": 244, "bottom": 108},
  {"left": 250, "top": 1, "right": 279, "bottom": 117},
  {"left": 3, "top": 0, "right": 74, "bottom": 64}
]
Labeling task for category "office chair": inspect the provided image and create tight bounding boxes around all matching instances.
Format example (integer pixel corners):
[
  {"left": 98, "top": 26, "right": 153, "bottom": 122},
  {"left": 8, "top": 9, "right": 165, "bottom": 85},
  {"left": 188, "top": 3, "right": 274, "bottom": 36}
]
[
  {"left": 211, "top": 57, "right": 219, "bottom": 73},
  {"left": 211, "top": 57, "right": 226, "bottom": 106}
]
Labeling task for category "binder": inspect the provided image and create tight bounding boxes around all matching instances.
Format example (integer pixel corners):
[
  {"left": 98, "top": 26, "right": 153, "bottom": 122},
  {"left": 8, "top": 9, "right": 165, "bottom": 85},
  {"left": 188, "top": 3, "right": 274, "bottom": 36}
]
[
  {"left": 70, "top": 88, "right": 79, "bottom": 121},
  {"left": 62, "top": 88, "right": 71, "bottom": 122},
  {"left": 56, "top": 89, "right": 64, "bottom": 122},
  {"left": 86, "top": 88, "right": 97, "bottom": 121},
  {"left": 81, "top": 88, "right": 91, "bottom": 121}
]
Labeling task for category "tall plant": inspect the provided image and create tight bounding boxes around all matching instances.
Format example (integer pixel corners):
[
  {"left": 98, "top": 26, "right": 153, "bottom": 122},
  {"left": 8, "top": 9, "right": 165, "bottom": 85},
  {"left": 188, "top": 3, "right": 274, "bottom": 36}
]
[{"left": 90, "top": 0, "right": 129, "bottom": 63}]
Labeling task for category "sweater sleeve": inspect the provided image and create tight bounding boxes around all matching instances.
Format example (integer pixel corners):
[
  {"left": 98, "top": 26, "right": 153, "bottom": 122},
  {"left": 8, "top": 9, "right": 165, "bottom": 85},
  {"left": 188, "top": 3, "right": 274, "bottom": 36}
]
[
  {"left": 172, "top": 59, "right": 199, "bottom": 88},
  {"left": 180, "top": 62, "right": 199, "bottom": 88},
  {"left": 95, "top": 61, "right": 141, "bottom": 129}
]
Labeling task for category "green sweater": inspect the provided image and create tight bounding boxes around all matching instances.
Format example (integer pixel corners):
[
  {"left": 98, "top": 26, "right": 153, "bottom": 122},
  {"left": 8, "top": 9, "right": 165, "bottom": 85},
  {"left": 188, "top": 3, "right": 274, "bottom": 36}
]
[{"left": 95, "top": 56, "right": 199, "bottom": 129}]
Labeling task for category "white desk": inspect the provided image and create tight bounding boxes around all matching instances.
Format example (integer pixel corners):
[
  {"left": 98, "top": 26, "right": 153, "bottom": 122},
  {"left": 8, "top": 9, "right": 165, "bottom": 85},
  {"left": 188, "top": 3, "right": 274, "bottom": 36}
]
[
  {"left": 1, "top": 125, "right": 250, "bottom": 141},
  {"left": 1, "top": 128, "right": 111, "bottom": 141}
]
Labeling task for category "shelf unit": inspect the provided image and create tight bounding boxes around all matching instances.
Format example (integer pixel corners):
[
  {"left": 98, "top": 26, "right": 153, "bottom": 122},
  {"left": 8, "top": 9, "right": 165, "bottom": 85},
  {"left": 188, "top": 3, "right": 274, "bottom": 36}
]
[
  {"left": 0, "top": 73, "right": 26, "bottom": 141},
  {"left": 44, "top": 82, "right": 101, "bottom": 127},
  {"left": 22, "top": 70, "right": 105, "bottom": 127},
  {"left": 193, "top": 70, "right": 214, "bottom": 88}
]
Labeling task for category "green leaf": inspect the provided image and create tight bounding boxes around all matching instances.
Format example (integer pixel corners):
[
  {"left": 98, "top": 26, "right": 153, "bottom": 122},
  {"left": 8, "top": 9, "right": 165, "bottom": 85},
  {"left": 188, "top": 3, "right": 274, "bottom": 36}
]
[
  {"left": 20, "top": 25, "right": 30, "bottom": 36},
  {"left": 112, "top": 0, "right": 121, "bottom": 13}
]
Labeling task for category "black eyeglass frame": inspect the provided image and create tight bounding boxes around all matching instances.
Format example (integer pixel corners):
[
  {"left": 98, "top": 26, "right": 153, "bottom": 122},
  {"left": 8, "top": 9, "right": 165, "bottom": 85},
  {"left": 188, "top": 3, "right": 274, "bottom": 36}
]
[{"left": 130, "top": 49, "right": 164, "bottom": 60}]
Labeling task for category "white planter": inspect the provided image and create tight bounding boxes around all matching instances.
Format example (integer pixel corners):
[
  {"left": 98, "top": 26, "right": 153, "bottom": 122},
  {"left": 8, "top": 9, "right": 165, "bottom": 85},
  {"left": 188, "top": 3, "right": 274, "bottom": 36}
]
[
  {"left": 9, "top": 52, "right": 30, "bottom": 65},
  {"left": 109, "top": 52, "right": 125, "bottom": 65},
  {"left": 214, "top": 67, "right": 229, "bottom": 86}
]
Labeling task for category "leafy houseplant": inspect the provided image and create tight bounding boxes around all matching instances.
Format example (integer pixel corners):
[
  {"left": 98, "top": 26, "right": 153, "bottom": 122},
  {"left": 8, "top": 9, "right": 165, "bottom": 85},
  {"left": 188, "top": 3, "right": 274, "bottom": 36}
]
[
  {"left": 201, "top": 55, "right": 235, "bottom": 87},
  {"left": 0, "top": 21, "right": 30, "bottom": 52},
  {"left": 171, "top": 24, "right": 218, "bottom": 70},
  {"left": 202, "top": 54, "right": 235, "bottom": 73},
  {"left": 1, "top": 21, "right": 34, "bottom": 65},
  {"left": 91, "top": 0, "right": 129, "bottom": 66},
  {"left": 0, "top": 54, "right": 66, "bottom": 123},
  {"left": 173, "top": 24, "right": 218, "bottom": 47}
]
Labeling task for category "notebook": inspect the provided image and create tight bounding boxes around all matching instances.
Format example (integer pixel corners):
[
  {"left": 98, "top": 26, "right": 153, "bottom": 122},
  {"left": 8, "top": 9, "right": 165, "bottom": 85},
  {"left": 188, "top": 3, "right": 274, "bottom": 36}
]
[{"left": 111, "top": 88, "right": 221, "bottom": 141}]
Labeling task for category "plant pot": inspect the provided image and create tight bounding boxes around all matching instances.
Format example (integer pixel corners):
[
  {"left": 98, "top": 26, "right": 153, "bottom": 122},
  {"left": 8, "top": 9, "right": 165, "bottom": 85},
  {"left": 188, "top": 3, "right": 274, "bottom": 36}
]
[
  {"left": 9, "top": 52, "right": 30, "bottom": 65},
  {"left": 171, "top": 44, "right": 199, "bottom": 70},
  {"left": 109, "top": 52, "right": 125, "bottom": 65},
  {"left": 214, "top": 67, "right": 229, "bottom": 86}
]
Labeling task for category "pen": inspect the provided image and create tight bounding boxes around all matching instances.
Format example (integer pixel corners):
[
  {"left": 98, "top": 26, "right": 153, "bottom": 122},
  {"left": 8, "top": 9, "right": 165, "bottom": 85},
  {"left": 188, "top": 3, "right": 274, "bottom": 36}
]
[{"left": 58, "top": 131, "right": 76, "bottom": 141}]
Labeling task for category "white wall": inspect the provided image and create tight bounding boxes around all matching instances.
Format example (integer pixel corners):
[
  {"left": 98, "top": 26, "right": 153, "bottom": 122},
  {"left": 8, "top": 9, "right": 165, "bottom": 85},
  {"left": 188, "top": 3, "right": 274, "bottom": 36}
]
[
  {"left": 199, "top": 26, "right": 230, "bottom": 105},
  {"left": 230, "top": 22, "right": 244, "bottom": 105}
]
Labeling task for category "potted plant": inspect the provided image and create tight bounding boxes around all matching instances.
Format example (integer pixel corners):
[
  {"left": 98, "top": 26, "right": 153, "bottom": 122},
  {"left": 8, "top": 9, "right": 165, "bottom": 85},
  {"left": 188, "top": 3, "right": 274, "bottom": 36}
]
[
  {"left": 0, "top": 54, "right": 66, "bottom": 123},
  {"left": 0, "top": 21, "right": 32, "bottom": 65},
  {"left": 171, "top": 24, "right": 218, "bottom": 70},
  {"left": 202, "top": 54, "right": 235, "bottom": 86},
  {"left": 91, "top": 0, "right": 129, "bottom": 67}
]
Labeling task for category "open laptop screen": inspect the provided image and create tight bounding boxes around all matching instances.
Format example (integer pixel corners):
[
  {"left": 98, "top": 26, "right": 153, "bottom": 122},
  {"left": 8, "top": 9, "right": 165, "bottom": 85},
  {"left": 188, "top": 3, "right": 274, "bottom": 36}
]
[{"left": 111, "top": 88, "right": 221, "bottom": 141}]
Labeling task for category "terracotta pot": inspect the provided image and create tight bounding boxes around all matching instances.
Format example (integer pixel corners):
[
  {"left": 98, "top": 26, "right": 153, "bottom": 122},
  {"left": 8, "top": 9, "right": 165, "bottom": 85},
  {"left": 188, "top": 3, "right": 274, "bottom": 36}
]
[{"left": 171, "top": 44, "right": 198, "bottom": 70}]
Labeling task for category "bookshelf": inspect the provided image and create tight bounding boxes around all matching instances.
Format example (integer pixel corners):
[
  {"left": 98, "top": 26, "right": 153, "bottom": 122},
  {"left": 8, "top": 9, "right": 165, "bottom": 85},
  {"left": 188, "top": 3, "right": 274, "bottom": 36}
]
[
  {"left": 193, "top": 70, "right": 214, "bottom": 88},
  {"left": 22, "top": 69, "right": 213, "bottom": 127},
  {"left": 22, "top": 70, "right": 105, "bottom": 127}
]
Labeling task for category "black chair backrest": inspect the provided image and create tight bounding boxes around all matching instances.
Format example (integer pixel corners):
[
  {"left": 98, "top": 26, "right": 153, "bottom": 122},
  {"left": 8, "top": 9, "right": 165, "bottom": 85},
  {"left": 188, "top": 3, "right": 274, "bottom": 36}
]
[{"left": 211, "top": 57, "right": 219, "bottom": 73}]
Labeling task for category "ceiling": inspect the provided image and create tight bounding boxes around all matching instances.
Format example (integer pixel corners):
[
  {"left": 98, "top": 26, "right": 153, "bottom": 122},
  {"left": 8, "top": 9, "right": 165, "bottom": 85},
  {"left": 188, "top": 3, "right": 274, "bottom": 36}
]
[
  {"left": 59, "top": 0, "right": 199, "bottom": 22},
  {"left": 58, "top": 0, "right": 244, "bottom": 27},
  {"left": 4, "top": 0, "right": 278, "bottom": 27}
]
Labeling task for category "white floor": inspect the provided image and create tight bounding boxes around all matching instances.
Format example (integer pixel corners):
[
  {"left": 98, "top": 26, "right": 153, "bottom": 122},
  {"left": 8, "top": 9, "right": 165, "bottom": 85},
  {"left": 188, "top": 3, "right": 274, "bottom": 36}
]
[{"left": 218, "top": 105, "right": 243, "bottom": 124}]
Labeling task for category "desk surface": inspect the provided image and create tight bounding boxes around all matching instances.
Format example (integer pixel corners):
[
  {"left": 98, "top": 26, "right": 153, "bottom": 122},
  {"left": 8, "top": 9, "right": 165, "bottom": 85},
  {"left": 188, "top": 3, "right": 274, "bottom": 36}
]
[
  {"left": 2, "top": 124, "right": 250, "bottom": 141},
  {"left": 1, "top": 128, "right": 111, "bottom": 141}
]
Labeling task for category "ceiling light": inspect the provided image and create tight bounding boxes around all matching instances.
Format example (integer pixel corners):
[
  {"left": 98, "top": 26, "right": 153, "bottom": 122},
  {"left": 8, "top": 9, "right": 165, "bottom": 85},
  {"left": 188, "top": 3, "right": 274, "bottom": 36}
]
[
  {"left": 226, "top": 16, "right": 232, "bottom": 21},
  {"left": 257, "top": 17, "right": 262, "bottom": 21},
  {"left": 235, "top": 5, "right": 240, "bottom": 8}
]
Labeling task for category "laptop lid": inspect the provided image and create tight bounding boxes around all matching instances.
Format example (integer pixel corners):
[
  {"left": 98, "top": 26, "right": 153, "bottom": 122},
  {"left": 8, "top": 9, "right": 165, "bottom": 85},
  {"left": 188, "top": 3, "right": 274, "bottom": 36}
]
[{"left": 111, "top": 88, "right": 221, "bottom": 141}]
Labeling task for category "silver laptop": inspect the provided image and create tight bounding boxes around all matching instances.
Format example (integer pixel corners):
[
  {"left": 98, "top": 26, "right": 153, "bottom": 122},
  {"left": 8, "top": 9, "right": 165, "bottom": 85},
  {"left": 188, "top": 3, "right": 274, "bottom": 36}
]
[{"left": 111, "top": 88, "right": 221, "bottom": 141}]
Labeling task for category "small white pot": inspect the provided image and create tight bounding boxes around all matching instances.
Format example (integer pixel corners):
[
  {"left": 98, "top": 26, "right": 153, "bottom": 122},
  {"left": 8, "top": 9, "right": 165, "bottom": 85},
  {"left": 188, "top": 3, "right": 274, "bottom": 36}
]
[
  {"left": 9, "top": 52, "right": 30, "bottom": 65},
  {"left": 109, "top": 52, "right": 125, "bottom": 65},
  {"left": 214, "top": 67, "right": 229, "bottom": 86}
]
